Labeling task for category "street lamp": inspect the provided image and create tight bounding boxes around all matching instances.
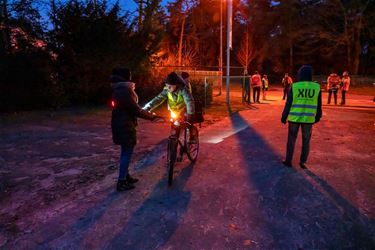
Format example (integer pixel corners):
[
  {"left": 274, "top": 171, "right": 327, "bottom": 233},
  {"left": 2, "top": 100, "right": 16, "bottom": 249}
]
[
  {"left": 219, "top": 0, "right": 223, "bottom": 96},
  {"left": 226, "top": 0, "right": 232, "bottom": 104}
]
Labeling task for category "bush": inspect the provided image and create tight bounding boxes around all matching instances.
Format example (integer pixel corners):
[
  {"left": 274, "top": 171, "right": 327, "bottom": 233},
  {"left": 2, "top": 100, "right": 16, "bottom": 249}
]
[{"left": 0, "top": 50, "right": 60, "bottom": 112}]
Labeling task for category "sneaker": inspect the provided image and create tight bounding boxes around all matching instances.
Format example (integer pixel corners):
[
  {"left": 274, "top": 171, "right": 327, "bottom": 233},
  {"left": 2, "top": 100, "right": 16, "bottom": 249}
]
[
  {"left": 282, "top": 161, "right": 292, "bottom": 167},
  {"left": 299, "top": 163, "right": 307, "bottom": 169},
  {"left": 116, "top": 180, "right": 135, "bottom": 191},
  {"left": 126, "top": 174, "right": 139, "bottom": 184}
]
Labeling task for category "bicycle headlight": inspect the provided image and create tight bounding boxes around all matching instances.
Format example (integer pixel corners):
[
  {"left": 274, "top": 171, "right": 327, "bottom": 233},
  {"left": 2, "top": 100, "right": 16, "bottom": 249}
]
[{"left": 170, "top": 110, "right": 177, "bottom": 119}]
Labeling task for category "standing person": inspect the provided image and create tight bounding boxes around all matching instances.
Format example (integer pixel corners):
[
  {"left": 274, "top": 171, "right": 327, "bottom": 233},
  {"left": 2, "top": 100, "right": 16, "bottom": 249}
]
[
  {"left": 281, "top": 65, "right": 322, "bottom": 169},
  {"left": 282, "top": 73, "right": 293, "bottom": 100},
  {"left": 251, "top": 71, "right": 262, "bottom": 103},
  {"left": 181, "top": 71, "right": 192, "bottom": 94},
  {"left": 262, "top": 74, "right": 269, "bottom": 100},
  {"left": 340, "top": 71, "right": 350, "bottom": 105},
  {"left": 326, "top": 72, "right": 340, "bottom": 105},
  {"left": 242, "top": 69, "right": 251, "bottom": 104},
  {"left": 110, "top": 67, "right": 155, "bottom": 191}
]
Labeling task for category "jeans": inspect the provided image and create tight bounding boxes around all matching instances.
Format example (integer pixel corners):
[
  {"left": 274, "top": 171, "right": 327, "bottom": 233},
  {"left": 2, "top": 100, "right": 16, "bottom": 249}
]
[
  {"left": 119, "top": 145, "right": 134, "bottom": 180},
  {"left": 253, "top": 87, "right": 261, "bottom": 103},
  {"left": 285, "top": 123, "right": 313, "bottom": 164},
  {"left": 341, "top": 90, "right": 346, "bottom": 104},
  {"left": 327, "top": 89, "right": 338, "bottom": 104},
  {"left": 243, "top": 83, "right": 250, "bottom": 103}
]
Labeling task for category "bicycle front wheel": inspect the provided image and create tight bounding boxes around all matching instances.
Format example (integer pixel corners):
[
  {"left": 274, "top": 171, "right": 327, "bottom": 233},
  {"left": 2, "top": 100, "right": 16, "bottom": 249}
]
[
  {"left": 185, "top": 127, "right": 199, "bottom": 162},
  {"left": 167, "top": 137, "right": 182, "bottom": 186}
]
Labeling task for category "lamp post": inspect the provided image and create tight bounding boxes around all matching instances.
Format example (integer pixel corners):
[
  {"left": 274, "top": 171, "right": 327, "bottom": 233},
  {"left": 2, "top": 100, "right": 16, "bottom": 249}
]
[
  {"left": 226, "top": 0, "right": 232, "bottom": 104},
  {"left": 219, "top": 0, "right": 223, "bottom": 96}
]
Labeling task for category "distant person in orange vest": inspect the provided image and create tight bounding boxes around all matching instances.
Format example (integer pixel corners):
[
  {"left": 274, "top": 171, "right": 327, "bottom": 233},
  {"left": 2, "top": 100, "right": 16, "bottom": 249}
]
[
  {"left": 282, "top": 73, "right": 293, "bottom": 100},
  {"left": 340, "top": 71, "right": 350, "bottom": 105},
  {"left": 327, "top": 72, "right": 340, "bottom": 105},
  {"left": 251, "top": 71, "right": 262, "bottom": 103}
]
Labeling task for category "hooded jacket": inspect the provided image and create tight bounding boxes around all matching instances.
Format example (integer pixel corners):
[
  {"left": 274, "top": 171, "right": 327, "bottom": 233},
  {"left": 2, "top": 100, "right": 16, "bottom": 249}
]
[
  {"left": 111, "top": 79, "right": 154, "bottom": 146},
  {"left": 281, "top": 65, "right": 322, "bottom": 124}
]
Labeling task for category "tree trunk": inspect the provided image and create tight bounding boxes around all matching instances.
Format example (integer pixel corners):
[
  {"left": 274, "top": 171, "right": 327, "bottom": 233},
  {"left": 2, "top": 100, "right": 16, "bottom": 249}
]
[
  {"left": 0, "top": 0, "right": 11, "bottom": 54},
  {"left": 178, "top": 15, "right": 185, "bottom": 66},
  {"left": 138, "top": 0, "right": 143, "bottom": 29}
]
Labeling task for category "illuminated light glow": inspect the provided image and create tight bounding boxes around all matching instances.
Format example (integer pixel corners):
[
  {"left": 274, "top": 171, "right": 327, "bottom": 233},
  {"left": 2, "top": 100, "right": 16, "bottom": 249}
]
[
  {"left": 111, "top": 100, "right": 115, "bottom": 108},
  {"left": 170, "top": 110, "right": 177, "bottom": 119},
  {"left": 200, "top": 122, "right": 249, "bottom": 144}
]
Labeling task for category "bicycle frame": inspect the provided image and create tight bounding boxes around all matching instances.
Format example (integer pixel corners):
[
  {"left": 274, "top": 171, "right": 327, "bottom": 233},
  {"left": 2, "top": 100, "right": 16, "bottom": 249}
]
[{"left": 166, "top": 110, "right": 199, "bottom": 186}]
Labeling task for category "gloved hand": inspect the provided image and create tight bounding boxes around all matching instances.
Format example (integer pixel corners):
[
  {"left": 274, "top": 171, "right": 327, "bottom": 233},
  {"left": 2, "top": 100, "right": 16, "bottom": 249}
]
[
  {"left": 186, "top": 114, "right": 195, "bottom": 123},
  {"left": 281, "top": 117, "right": 287, "bottom": 124}
]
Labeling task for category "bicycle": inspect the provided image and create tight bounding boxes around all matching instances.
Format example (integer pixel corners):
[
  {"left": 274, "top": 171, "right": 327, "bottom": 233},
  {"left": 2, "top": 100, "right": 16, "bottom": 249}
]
[{"left": 156, "top": 111, "right": 199, "bottom": 186}]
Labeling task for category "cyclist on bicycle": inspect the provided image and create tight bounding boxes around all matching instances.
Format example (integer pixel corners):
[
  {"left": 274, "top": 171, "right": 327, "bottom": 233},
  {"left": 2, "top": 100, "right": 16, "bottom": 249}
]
[{"left": 143, "top": 72, "right": 198, "bottom": 142}]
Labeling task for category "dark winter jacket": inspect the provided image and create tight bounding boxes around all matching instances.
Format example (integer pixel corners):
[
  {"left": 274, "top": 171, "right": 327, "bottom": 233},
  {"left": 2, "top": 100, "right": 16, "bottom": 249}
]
[{"left": 111, "top": 81, "right": 154, "bottom": 147}]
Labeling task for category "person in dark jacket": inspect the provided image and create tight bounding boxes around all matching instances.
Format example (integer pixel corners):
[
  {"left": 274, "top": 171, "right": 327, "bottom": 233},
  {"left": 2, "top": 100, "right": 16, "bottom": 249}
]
[
  {"left": 111, "top": 67, "right": 155, "bottom": 191},
  {"left": 281, "top": 65, "right": 322, "bottom": 169}
]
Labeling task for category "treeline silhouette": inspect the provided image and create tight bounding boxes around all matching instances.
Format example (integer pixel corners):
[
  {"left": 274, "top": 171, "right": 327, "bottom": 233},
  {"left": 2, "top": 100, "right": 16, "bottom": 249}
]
[{"left": 0, "top": 0, "right": 374, "bottom": 112}]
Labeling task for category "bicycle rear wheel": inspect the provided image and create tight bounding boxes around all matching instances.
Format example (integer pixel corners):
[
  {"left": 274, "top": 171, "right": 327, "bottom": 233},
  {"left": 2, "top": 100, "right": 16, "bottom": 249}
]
[{"left": 185, "top": 127, "right": 199, "bottom": 162}]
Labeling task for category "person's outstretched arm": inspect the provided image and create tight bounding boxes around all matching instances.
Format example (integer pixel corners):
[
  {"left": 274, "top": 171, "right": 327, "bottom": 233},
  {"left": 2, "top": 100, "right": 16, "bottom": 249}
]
[{"left": 143, "top": 89, "right": 168, "bottom": 111}]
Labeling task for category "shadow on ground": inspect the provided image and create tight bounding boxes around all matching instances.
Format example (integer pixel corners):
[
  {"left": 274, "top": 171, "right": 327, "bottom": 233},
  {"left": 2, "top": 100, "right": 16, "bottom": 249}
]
[
  {"left": 104, "top": 163, "right": 195, "bottom": 249},
  {"left": 229, "top": 112, "right": 375, "bottom": 248}
]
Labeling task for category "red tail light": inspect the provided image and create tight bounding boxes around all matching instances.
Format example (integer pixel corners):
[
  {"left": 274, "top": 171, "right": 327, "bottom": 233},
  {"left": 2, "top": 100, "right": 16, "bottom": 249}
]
[{"left": 111, "top": 100, "right": 115, "bottom": 108}]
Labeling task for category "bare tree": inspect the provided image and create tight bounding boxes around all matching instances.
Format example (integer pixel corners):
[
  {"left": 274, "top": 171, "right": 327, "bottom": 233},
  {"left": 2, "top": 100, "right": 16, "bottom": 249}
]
[{"left": 236, "top": 31, "right": 255, "bottom": 71}]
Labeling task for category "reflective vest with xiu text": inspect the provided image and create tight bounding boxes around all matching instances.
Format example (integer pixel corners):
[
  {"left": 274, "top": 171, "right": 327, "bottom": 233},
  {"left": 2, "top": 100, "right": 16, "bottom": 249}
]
[{"left": 288, "top": 81, "right": 320, "bottom": 123}]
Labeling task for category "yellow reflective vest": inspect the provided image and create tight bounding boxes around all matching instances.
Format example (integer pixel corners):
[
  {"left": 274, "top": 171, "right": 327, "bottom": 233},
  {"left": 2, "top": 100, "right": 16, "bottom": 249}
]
[
  {"left": 288, "top": 81, "right": 320, "bottom": 123},
  {"left": 167, "top": 89, "right": 186, "bottom": 115}
]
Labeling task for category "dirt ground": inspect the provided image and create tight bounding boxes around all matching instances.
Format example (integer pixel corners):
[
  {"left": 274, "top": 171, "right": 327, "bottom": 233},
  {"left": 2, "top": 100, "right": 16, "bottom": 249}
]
[{"left": 0, "top": 86, "right": 374, "bottom": 249}]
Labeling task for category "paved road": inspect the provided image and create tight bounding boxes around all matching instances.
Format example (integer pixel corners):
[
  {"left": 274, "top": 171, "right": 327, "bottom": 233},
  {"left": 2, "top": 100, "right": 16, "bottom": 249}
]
[{"left": 1, "top": 89, "right": 374, "bottom": 249}]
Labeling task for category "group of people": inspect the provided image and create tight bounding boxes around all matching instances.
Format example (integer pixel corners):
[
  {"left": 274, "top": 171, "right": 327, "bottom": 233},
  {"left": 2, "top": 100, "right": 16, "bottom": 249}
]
[
  {"left": 109, "top": 65, "right": 348, "bottom": 191},
  {"left": 282, "top": 71, "right": 351, "bottom": 105},
  {"left": 110, "top": 68, "right": 197, "bottom": 191},
  {"left": 326, "top": 71, "right": 351, "bottom": 105},
  {"left": 243, "top": 70, "right": 269, "bottom": 104}
]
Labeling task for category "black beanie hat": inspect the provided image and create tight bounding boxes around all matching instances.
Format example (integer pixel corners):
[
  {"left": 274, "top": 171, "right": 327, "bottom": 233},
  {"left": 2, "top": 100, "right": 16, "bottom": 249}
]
[
  {"left": 297, "top": 65, "right": 313, "bottom": 81},
  {"left": 111, "top": 67, "right": 131, "bottom": 81},
  {"left": 181, "top": 72, "right": 189, "bottom": 79},
  {"left": 166, "top": 72, "right": 185, "bottom": 86}
]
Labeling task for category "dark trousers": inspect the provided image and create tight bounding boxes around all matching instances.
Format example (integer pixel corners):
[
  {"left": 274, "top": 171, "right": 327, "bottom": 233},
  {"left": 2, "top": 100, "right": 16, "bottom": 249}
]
[
  {"left": 341, "top": 90, "right": 346, "bottom": 104},
  {"left": 253, "top": 86, "right": 260, "bottom": 103},
  {"left": 243, "top": 83, "right": 250, "bottom": 103},
  {"left": 327, "top": 89, "right": 338, "bottom": 104},
  {"left": 119, "top": 146, "right": 134, "bottom": 180},
  {"left": 285, "top": 123, "right": 313, "bottom": 164},
  {"left": 283, "top": 86, "right": 290, "bottom": 100}
]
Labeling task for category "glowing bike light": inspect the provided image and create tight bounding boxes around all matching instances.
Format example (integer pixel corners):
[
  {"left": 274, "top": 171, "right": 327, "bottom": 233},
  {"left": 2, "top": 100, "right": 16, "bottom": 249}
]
[{"left": 170, "top": 111, "right": 177, "bottom": 119}]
